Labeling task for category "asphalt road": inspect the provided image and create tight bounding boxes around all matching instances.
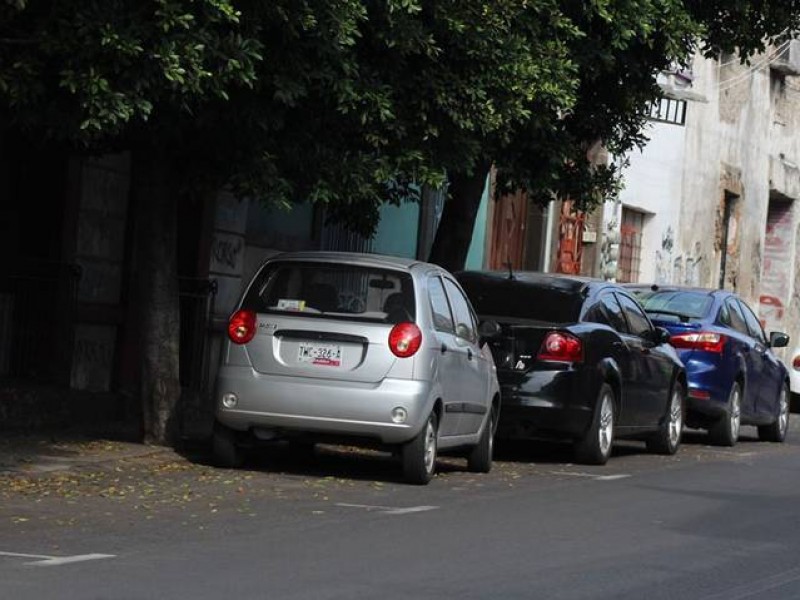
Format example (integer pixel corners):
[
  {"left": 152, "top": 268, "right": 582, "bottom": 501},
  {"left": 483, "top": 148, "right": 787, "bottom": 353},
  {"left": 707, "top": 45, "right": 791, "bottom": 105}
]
[{"left": 2, "top": 421, "right": 800, "bottom": 600}]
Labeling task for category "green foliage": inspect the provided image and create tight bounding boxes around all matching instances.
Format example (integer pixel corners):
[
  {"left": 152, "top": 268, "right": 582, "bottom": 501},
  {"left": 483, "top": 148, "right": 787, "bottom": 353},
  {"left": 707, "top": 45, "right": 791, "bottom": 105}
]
[
  {"left": 1, "top": 1, "right": 798, "bottom": 233},
  {"left": 0, "top": 0, "right": 261, "bottom": 140}
]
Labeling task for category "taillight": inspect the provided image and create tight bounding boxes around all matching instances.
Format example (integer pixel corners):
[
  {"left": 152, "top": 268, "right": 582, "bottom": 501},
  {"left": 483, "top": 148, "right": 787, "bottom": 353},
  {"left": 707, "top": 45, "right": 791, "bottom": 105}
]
[
  {"left": 792, "top": 355, "right": 800, "bottom": 371},
  {"left": 228, "top": 309, "right": 256, "bottom": 345},
  {"left": 537, "top": 331, "right": 583, "bottom": 363},
  {"left": 669, "top": 332, "right": 726, "bottom": 353},
  {"left": 388, "top": 322, "right": 422, "bottom": 358}
]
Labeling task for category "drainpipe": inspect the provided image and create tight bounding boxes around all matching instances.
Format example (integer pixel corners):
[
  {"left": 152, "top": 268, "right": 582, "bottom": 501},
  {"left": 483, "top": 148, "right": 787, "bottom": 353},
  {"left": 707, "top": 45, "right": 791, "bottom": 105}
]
[{"left": 543, "top": 201, "right": 555, "bottom": 272}]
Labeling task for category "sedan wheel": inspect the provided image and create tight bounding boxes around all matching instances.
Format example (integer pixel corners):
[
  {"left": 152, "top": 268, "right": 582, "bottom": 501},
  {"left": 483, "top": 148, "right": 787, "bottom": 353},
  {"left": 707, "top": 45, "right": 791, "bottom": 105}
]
[
  {"left": 575, "top": 383, "right": 615, "bottom": 465},
  {"left": 709, "top": 381, "right": 741, "bottom": 447},
  {"left": 758, "top": 384, "right": 789, "bottom": 443},
  {"left": 647, "top": 383, "right": 684, "bottom": 455}
]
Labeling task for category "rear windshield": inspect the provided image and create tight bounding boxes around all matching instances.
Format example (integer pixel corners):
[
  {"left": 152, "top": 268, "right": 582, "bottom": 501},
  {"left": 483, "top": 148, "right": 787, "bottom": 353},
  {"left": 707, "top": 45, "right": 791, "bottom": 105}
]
[
  {"left": 638, "top": 291, "right": 713, "bottom": 321},
  {"left": 458, "top": 279, "right": 582, "bottom": 324},
  {"left": 242, "top": 262, "right": 416, "bottom": 324}
]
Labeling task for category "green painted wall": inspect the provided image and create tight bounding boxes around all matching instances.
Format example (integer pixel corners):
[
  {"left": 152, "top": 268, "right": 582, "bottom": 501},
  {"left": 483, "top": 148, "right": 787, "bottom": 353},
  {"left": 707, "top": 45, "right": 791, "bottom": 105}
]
[
  {"left": 465, "top": 175, "right": 490, "bottom": 270},
  {"left": 372, "top": 201, "right": 420, "bottom": 259}
]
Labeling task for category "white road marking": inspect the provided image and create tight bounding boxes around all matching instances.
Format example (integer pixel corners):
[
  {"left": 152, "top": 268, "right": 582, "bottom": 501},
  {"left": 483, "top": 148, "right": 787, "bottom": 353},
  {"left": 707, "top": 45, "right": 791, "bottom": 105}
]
[
  {"left": 594, "top": 474, "right": 631, "bottom": 481},
  {"left": 335, "top": 503, "right": 438, "bottom": 515},
  {"left": 0, "top": 551, "right": 115, "bottom": 566},
  {"left": 551, "top": 471, "right": 631, "bottom": 481}
]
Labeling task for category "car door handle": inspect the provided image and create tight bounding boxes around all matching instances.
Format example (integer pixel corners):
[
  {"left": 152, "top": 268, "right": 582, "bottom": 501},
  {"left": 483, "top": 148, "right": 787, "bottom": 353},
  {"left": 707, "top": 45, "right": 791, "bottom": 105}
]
[{"left": 467, "top": 348, "right": 473, "bottom": 361}]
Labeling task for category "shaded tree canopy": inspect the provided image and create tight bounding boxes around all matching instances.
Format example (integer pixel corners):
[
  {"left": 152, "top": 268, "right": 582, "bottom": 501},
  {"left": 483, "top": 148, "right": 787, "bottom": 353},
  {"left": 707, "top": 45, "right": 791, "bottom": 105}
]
[{"left": 2, "top": 1, "right": 798, "bottom": 226}]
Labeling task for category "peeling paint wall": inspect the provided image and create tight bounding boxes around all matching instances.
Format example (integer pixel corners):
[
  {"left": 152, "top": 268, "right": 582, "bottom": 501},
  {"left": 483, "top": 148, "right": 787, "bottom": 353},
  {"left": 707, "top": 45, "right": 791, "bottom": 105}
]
[{"left": 621, "top": 48, "right": 800, "bottom": 362}]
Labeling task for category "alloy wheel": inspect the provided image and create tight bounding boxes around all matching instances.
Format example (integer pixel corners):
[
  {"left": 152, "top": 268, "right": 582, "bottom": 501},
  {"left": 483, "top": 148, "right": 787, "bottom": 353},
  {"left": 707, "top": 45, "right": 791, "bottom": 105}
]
[
  {"left": 599, "top": 393, "right": 614, "bottom": 456},
  {"left": 669, "top": 389, "right": 683, "bottom": 447},
  {"left": 778, "top": 387, "right": 789, "bottom": 437},
  {"left": 423, "top": 418, "right": 437, "bottom": 474},
  {"left": 730, "top": 385, "right": 741, "bottom": 441}
]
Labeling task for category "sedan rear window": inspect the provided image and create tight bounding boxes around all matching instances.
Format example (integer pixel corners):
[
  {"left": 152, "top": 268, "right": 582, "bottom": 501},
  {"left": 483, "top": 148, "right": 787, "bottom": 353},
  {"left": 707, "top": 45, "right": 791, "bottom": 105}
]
[
  {"left": 638, "top": 291, "right": 713, "bottom": 321},
  {"left": 242, "top": 262, "right": 415, "bottom": 324},
  {"left": 459, "top": 279, "right": 582, "bottom": 324}
]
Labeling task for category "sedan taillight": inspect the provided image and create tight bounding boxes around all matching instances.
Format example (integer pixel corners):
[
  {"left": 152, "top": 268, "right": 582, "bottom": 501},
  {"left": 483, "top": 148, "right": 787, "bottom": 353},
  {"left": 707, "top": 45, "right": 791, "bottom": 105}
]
[
  {"left": 670, "top": 332, "right": 726, "bottom": 353},
  {"left": 792, "top": 355, "right": 800, "bottom": 371},
  {"left": 537, "top": 332, "right": 583, "bottom": 363}
]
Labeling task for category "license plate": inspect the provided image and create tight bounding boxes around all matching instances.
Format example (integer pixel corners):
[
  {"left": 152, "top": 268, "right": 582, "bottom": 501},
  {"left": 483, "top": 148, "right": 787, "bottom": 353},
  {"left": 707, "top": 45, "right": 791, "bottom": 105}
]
[{"left": 298, "top": 343, "right": 343, "bottom": 367}]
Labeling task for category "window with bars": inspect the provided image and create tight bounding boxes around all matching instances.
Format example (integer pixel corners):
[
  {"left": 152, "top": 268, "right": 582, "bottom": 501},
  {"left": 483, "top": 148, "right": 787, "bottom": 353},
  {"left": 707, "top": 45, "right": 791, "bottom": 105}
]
[
  {"left": 617, "top": 208, "right": 645, "bottom": 283},
  {"left": 648, "top": 98, "right": 687, "bottom": 126}
]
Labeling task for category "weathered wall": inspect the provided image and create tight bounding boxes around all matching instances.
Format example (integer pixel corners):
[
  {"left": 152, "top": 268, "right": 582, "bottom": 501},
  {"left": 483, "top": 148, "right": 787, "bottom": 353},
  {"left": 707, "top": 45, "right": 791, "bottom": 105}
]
[
  {"left": 70, "top": 154, "right": 131, "bottom": 392},
  {"left": 617, "top": 119, "right": 687, "bottom": 283},
  {"left": 678, "top": 55, "right": 772, "bottom": 302}
]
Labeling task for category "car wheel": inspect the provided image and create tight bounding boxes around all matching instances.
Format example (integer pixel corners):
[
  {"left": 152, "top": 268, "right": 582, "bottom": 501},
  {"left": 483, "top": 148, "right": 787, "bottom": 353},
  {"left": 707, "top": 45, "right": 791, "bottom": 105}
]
[
  {"left": 403, "top": 411, "right": 438, "bottom": 485},
  {"left": 758, "top": 383, "right": 789, "bottom": 443},
  {"left": 575, "top": 383, "right": 615, "bottom": 466},
  {"left": 467, "top": 408, "right": 495, "bottom": 474},
  {"left": 646, "top": 382, "right": 684, "bottom": 455},
  {"left": 709, "top": 381, "right": 741, "bottom": 447},
  {"left": 212, "top": 422, "right": 245, "bottom": 468}
]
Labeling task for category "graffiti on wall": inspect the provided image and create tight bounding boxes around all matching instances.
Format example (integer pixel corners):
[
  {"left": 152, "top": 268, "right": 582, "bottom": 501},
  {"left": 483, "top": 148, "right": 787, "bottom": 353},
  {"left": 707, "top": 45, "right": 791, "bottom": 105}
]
[
  {"left": 758, "top": 200, "right": 793, "bottom": 331},
  {"left": 654, "top": 227, "right": 674, "bottom": 284},
  {"left": 599, "top": 200, "right": 620, "bottom": 281}
]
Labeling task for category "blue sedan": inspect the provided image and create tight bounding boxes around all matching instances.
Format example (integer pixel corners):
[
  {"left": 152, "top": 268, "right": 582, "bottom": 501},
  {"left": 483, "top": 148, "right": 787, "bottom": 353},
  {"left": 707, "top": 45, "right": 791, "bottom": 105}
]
[{"left": 626, "top": 285, "right": 790, "bottom": 446}]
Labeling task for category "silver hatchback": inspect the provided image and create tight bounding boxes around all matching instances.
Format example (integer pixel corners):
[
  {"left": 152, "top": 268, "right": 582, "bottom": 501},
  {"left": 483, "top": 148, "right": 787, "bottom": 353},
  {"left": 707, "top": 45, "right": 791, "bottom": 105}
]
[{"left": 213, "top": 251, "right": 500, "bottom": 484}]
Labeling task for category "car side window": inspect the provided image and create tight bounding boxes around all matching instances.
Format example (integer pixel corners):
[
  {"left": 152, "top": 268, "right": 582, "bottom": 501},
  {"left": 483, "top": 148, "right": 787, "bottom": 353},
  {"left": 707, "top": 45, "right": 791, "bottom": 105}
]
[
  {"left": 598, "top": 293, "right": 629, "bottom": 334},
  {"left": 584, "top": 302, "right": 612, "bottom": 327},
  {"left": 738, "top": 300, "right": 767, "bottom": 344},
  {"left": 428, "top": 276, "right": 454, "bottom": 333},
  {"left": 616, "top": 293, "right": 654, "bottom": 338},
  {"left": 443, "top": 278, "right": 478, "bottom": 343},
  {"left": 725, "top": 299, "right": 749, "bottom": 335}
]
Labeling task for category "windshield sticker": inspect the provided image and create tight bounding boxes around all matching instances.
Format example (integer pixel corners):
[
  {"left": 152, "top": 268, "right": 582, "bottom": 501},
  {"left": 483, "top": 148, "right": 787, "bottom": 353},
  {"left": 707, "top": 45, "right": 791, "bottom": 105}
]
[{"left": 277, "top": 299, "right": 306, "bottom": 312}]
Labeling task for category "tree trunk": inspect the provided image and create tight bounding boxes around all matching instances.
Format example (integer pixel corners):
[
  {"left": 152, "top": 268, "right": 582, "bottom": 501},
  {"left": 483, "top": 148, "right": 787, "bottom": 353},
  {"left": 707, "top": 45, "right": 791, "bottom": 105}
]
[
  {"left": 427, "top": 164, "right": 491, "bottom": 272},
  {"left": 131, "top": 147, "right": 181, "bottom": 446}
]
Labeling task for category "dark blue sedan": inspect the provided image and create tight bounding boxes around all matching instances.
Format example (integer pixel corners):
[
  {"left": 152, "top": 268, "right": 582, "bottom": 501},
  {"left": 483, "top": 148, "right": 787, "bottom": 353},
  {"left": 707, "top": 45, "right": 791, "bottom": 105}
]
[{"left": 627, "top": 285, "right": 790, "bottom": 446}]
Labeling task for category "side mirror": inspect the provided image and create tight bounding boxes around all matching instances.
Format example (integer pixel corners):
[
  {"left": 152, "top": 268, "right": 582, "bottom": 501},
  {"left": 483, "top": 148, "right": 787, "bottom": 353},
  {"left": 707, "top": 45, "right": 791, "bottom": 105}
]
[
  {"left": 769, "top": 331, "right": 790, "bottom": 348},
  {"left": 478, "top": 320, "right": 502, "bottom": 342},
  {"left": 654, "top": 327, "right": 671, "bottom": 345}
]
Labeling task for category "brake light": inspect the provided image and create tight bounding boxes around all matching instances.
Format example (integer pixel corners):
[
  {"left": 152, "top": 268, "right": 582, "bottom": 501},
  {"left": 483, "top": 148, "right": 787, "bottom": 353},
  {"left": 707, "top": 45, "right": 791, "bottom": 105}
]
[
  {"left": 228, "top": 309, "right": 256, "bottom": 345},
  {"left": 670, "top": 332, "right": 726, "bottom": 353},
  {"left": 537, "top": 332, "right": 583, "bottom": 363},
  {"left": 793, "top": 355, "right": 800, "bottom": 371},
  {"left": 388, "top": 322, "right": 422, "bottom": 358}
]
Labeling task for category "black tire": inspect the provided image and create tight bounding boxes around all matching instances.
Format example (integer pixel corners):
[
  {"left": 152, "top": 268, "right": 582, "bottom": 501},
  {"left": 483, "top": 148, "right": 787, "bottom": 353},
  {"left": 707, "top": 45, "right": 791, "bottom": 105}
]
[
  {"left": 646, "top": 382, "right": 684, "bottom": 455},
  {"left": 709, "top": 381, "right": 741, "bottom": 447},
  {"left": 575, "top": 383, "right": 615, "bottom": 466},
  {"left": 403, "top": 412, "right": 438, "bottom": 485},
  {"left": 758, "top": 383, "right": 789, "bottom": 443},
  {"left": 467, "top": 409, "right": 495, "bottom": 473},
  {"left": 212, "top": 422, "right": 245, "bottom": 468}
]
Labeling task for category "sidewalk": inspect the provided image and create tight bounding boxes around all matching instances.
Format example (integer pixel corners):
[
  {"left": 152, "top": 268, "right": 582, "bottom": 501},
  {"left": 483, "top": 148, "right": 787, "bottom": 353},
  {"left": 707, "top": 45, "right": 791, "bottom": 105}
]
[{"left": 0, "top": 435, "right": 175, "bottom": 475}]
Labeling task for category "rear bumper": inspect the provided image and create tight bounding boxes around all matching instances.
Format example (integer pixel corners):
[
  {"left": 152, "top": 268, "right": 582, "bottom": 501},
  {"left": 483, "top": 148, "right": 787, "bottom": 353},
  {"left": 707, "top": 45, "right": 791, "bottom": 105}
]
[
  {"left": 215, "top": 366, "right": 432, "bottom": 444},
  {"left": 496, "top": 369, "right": 593, "bottom": 440},
  {"left": 683, "top": 358, "right": 730, "bottom": 420}
]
